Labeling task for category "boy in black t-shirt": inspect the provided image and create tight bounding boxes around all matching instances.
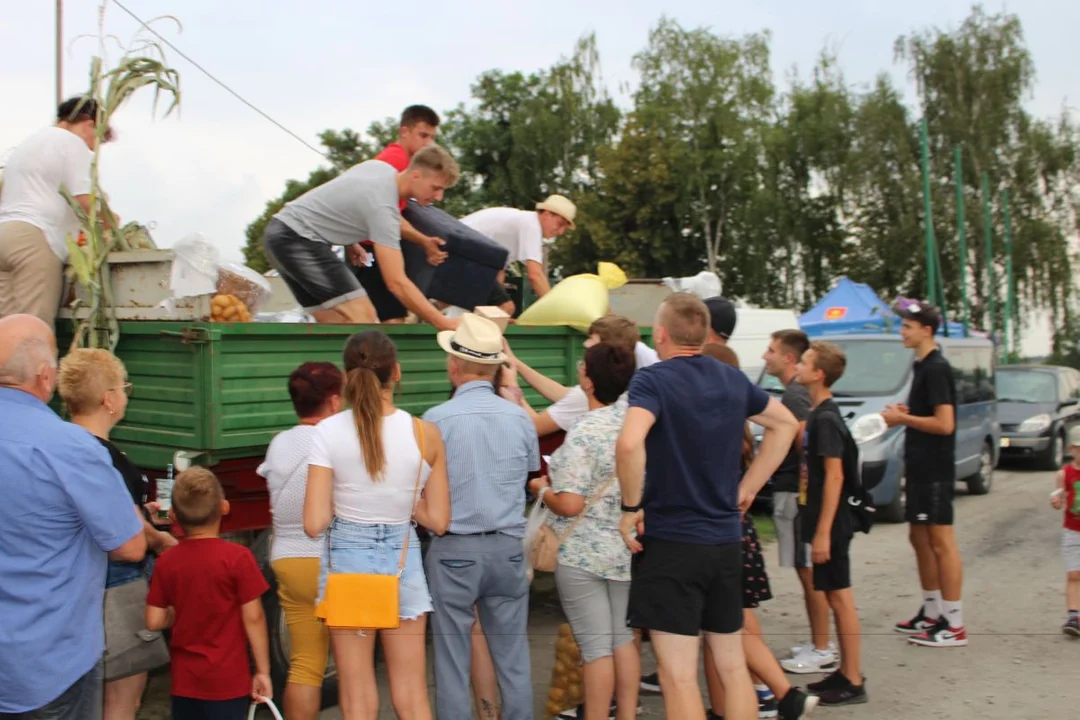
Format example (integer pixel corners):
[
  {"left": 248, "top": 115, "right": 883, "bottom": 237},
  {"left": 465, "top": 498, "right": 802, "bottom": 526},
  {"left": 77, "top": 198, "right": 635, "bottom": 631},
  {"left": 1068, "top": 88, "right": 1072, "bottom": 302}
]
[{"left": 795, "top": 341, "right": 868, "bottom": 706}]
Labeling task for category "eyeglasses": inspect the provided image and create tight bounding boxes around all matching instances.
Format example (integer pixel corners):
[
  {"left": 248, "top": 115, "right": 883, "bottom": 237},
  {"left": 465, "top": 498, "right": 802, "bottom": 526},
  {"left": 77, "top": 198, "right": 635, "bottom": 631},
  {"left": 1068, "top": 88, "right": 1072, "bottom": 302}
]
[{"left": 115, "top": 382, "right": 133, "bottom": 396}]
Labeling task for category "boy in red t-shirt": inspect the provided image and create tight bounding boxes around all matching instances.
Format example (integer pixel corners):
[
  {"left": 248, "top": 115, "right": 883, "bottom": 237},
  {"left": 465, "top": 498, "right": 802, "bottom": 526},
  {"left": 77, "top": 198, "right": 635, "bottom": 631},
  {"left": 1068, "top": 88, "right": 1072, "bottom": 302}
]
[
  {"left": 1051, "top": 426, "right": 1080, "bottom": 638},
  {"left": 146, "top": 468, "right": 272, "bottom": 719}
]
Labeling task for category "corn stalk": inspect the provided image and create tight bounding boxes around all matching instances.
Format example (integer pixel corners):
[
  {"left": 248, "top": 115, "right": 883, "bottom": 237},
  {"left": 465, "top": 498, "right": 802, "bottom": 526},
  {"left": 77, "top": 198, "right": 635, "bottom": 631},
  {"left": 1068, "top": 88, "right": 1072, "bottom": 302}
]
[{"left": 64, "top": 4, "right": 181, "bottom": 351}]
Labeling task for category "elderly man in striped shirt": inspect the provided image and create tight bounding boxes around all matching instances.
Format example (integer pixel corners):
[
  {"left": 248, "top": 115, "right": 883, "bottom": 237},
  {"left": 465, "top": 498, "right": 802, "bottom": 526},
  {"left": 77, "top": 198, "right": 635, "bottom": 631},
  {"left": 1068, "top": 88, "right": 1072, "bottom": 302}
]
[{"left": 423, "top": 313, "right": 541, "bottom": 720}]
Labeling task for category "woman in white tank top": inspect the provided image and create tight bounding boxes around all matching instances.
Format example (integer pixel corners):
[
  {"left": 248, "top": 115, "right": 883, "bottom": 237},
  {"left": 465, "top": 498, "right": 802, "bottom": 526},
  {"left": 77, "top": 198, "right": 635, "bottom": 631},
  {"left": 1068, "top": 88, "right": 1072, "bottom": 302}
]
[{"left": 304, "top": 331, "right": 450, "bottom": 720}]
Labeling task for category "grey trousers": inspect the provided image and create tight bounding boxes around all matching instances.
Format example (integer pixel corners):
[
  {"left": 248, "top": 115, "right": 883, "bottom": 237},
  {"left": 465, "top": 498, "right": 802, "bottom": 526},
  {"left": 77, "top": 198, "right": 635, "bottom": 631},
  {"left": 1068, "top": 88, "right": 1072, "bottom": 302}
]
[{"left": 426, "top": 533, "right": 533, "bottom": 720}]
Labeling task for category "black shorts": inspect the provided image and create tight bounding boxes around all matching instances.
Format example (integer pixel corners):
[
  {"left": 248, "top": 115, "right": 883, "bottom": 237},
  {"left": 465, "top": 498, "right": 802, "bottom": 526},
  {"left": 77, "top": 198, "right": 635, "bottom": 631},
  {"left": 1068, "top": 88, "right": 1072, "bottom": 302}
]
[
  {"left": 171, "top": 696, "right": 249, "bottom": 720},
  {"left": 905, "top": 480, "right": 955, "bottom": 525},
  {"left": 351, "top": 249, "right": 408, "bottom": 321},
  {"left": 812, "top": 535, "right": 852, "bottom": 592},
  {"left": 628, "top": 537, "right": 743, "bottom": 636},
  {"left": 262, "top": 218, "right": 367, "bottom": 311},
  {"left": 486, "top": 278, "right": 512, "bottom": 308}
]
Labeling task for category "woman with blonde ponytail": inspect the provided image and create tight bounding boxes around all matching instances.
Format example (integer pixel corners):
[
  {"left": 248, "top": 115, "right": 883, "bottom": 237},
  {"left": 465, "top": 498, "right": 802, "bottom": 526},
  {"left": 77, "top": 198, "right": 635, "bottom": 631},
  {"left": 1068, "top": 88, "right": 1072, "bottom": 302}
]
[{"left": 303, "top": 330, "right": 450, "bottom": 720}]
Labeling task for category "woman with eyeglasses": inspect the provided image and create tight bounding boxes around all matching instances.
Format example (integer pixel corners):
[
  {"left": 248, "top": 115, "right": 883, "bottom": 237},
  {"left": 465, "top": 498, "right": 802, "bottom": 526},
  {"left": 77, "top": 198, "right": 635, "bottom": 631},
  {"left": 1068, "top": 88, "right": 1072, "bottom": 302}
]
[{"left": 57, "top": 348, "right": 177, "bottom": 720}]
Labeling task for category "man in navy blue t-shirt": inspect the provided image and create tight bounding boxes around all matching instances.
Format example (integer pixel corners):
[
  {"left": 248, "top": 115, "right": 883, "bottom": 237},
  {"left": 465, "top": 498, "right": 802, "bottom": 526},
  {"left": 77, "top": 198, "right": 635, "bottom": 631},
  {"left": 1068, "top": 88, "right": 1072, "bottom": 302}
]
[{"left": 615, "top": 293, "right": 798, "bottom": 720}]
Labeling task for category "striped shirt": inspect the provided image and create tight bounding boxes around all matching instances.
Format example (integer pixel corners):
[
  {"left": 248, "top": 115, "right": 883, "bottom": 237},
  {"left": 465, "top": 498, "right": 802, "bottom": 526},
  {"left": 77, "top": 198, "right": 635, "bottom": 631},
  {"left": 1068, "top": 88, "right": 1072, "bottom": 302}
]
[{"left": 423, "top": 380, "right": 540, "bottom": 537}]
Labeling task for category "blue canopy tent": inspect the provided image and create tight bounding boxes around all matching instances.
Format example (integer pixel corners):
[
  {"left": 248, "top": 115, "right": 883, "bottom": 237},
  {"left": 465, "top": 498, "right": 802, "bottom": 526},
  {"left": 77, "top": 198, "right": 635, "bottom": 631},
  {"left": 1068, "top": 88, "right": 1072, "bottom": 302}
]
[{"left": 799, "top": 276, "right": 968, "bottom": 337}]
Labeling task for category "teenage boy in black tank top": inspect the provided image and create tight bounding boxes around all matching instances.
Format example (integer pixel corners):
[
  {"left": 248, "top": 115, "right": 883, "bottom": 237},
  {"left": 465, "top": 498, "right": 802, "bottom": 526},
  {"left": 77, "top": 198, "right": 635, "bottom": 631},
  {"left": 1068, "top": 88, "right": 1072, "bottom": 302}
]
[{"left": 882, "top": 301, "right": 967, "bottom": 648}]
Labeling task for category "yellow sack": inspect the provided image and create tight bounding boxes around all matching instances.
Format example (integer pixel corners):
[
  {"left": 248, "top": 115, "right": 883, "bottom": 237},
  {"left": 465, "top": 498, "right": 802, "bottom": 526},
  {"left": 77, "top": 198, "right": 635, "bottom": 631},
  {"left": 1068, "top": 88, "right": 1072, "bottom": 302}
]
[{"left": 517, "top": 262, "right": 628, "bottom": 332}]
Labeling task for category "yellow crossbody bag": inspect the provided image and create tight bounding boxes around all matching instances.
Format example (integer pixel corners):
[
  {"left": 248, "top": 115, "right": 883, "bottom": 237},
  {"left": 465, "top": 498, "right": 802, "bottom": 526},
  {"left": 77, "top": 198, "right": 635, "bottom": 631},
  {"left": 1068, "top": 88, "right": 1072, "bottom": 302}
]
[{"left": 316, "top": 416, "right": 425, "bottom": 631}]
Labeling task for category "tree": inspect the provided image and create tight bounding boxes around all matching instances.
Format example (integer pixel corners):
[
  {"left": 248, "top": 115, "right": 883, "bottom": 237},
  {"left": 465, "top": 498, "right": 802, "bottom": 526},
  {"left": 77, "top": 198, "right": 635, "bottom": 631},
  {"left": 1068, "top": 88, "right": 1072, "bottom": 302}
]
[
  {"left": 631, "top": 18, "right": 776, "bottom": 287},
  {"left": 895, "top": 5, "right": 1080, "bottom": 343}
]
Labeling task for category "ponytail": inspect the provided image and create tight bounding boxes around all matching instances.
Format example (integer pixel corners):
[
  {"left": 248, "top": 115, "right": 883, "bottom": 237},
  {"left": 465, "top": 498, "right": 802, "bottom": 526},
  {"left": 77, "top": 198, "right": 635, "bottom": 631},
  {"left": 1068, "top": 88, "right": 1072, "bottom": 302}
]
[
  {"left": 345, "top": 367, "right": 387, "bottom": 480},
  {"left": 341, "top": 330, "right": 400, "bottom": 481}
]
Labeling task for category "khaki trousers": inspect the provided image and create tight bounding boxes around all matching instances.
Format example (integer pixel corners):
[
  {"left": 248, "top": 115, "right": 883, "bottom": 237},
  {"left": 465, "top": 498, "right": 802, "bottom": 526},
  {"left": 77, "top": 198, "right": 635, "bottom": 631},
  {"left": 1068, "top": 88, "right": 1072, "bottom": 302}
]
[{"left": 0, "top": 221, "right": 64, "bottom": 326}]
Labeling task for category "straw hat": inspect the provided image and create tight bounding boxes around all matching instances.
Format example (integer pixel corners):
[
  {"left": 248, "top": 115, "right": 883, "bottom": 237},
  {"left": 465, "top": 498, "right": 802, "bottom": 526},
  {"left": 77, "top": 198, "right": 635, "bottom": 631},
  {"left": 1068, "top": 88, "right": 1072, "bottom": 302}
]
[
  {"left": 536, "top": 194, "right": 577, "bottom": 228},
  {"left": 436, "top": 313, "right": 508, "bottom": 365}
]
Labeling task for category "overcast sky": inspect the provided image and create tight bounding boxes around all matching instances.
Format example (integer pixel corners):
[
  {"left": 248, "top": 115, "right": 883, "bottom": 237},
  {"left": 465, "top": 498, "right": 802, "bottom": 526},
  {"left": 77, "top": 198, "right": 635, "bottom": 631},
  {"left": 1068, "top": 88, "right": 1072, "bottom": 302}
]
[{"left": 2, "top": 1, "right": 1074, "bottom": 354}]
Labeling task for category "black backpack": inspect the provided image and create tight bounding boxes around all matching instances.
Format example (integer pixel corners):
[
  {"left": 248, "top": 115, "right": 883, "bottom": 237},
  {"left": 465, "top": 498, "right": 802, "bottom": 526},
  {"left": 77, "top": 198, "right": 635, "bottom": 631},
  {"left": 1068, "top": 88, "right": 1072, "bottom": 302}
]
[{"left": 823, "top": 403, "right": 876, "bottom": 534}]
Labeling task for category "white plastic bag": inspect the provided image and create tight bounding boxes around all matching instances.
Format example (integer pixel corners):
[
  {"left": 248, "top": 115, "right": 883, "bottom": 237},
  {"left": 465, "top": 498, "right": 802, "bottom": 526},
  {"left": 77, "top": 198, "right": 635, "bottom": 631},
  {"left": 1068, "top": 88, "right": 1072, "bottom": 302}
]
[
  {"left": 662, "top": 270, "right": 722, "bottom": 300},
  {"left": 248, "top": 698, "right": 283, "bottom": 720},
  {"left": 523, "top": 500, "right": 552, "bottom": 584},
  {"left": 169, "top": 233, "right": 220, "bottom": 300}
]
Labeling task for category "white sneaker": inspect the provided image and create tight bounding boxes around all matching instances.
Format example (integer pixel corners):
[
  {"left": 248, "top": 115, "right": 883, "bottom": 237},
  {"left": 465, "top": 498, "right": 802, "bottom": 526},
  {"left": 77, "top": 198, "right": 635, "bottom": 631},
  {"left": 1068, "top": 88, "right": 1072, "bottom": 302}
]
[
  {"left": 787, "top": 639, "right": 837, "bottom": 659},
  {"left": 780, "top": 648, "right": 839, "bottom": 674}
]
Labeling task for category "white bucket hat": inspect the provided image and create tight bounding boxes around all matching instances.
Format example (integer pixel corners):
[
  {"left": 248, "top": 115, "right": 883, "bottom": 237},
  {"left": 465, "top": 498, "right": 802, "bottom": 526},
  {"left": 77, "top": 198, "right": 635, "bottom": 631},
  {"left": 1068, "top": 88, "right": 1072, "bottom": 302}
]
[
  {"left": 536, "top": 194, "right": 577, "bottom": 228},
  {"left": 436, "top": 313, "right": 508, "bottom": 365}
]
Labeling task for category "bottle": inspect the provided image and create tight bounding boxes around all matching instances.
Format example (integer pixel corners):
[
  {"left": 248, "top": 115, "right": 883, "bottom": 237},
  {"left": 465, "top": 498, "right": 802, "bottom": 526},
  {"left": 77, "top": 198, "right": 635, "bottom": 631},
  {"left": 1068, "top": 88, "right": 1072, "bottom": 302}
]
[{"left": 157, "top": 463, "right": 174, "bottom": 523}]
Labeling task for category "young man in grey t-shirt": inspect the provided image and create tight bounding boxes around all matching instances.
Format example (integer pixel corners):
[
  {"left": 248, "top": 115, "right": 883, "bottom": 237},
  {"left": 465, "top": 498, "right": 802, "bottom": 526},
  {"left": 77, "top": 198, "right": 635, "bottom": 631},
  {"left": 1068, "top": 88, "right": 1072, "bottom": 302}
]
[
  {"left": 764, "top": 329, "right": 838, "bottom": 673},
  {"left": 262, "top": 144, "right": 460, "bottom": 330}
]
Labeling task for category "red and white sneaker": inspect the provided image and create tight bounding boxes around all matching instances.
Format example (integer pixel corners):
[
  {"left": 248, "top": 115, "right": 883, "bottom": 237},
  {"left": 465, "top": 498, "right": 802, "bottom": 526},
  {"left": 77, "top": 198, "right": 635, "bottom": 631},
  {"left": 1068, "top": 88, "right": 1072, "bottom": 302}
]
[
  {"left": 908, "top": 618, "right": 968, "bottom": 647},
  {"left": 893, "top": 607, "right": 940, "bottom": 635}
]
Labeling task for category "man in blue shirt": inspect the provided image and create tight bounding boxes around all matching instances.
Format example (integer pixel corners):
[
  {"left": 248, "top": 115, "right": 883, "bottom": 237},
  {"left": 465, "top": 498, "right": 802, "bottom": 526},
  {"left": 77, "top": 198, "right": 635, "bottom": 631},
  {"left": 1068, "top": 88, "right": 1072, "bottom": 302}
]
[
  {"left": 615, "top": 294, "right": 798, "bottom": 720},
  {"left": 423, "top": 313, "right": 540, "bottom": 720},
  {"left": 0, "top": 315, "right": 146, "bottom": 720}
]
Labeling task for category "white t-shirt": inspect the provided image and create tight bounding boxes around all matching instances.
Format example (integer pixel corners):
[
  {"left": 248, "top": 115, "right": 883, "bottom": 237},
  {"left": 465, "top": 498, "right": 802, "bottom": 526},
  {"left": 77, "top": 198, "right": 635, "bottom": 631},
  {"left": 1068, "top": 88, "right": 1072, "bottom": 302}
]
[
  {"left": 546, "top": 342, "right": 661, "bottom": 432},
  {"left": 0, "top": 127, "right": 92, "bottom": 260},
  {"left": 309, "top": 408, "right": 431, "bottom": 525},
  {"left": 460, "top": 207, "right": 545, "bottom": 267},
  {"left": 257, "top": 425, "right": 326, "bottom": 562}
]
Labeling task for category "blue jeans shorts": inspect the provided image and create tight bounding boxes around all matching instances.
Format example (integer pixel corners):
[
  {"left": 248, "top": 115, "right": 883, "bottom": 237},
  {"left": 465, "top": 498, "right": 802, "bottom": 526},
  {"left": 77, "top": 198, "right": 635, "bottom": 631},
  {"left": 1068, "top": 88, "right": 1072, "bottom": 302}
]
[{"left": 318, "top": 518, "right": 432, "bottom": 621}]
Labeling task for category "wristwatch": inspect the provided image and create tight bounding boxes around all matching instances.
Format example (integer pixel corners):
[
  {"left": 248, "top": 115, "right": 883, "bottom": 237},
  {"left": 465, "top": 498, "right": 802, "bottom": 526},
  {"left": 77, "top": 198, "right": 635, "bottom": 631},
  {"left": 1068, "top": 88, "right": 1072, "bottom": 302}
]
[{"left": 620, "top": 502, "right": 642, "bottom": 513}]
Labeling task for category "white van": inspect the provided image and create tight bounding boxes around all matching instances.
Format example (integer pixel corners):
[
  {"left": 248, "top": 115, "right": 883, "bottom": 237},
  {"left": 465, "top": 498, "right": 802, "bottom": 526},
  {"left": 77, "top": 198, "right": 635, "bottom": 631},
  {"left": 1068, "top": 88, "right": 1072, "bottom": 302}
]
[{"left": 728, "top": 307, "right": 801, "bottom": 380}]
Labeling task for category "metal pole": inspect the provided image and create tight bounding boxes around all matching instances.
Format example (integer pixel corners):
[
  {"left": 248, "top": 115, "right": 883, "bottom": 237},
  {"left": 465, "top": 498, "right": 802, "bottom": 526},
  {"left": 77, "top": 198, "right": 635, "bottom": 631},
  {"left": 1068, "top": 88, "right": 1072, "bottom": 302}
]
[
  {"left": 1002, "top": 188, "right": 1015, "bottom": 360},
  {"left": 954, "top": 148, "right": 969, "bottom": 336},
  {"left": 982, "top": 173, "right": 995, "bottom": 342},
  {"left": 56, "top": 0, "right": 63, "bottom": 106},
  {"left": 920, "top": 118, "right": 939, "bottom": 305}
]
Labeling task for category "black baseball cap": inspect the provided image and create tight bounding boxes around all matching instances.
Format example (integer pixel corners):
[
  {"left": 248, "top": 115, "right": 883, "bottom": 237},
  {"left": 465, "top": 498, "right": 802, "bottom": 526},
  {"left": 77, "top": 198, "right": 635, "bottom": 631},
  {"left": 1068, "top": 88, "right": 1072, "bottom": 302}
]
[
  {"left": 704, "top": 296, "right": 737, "bottom": 339},
  {"left": 894, "top": 298, "right": 942, "bottom": 333}
]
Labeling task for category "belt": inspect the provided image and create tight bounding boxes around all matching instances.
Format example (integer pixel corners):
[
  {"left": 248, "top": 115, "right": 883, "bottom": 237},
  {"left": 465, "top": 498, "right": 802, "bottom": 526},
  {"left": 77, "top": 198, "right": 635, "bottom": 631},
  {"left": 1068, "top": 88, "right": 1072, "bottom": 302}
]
[{"left": 445, "top": 530, "right": 501, "bottom": 537}]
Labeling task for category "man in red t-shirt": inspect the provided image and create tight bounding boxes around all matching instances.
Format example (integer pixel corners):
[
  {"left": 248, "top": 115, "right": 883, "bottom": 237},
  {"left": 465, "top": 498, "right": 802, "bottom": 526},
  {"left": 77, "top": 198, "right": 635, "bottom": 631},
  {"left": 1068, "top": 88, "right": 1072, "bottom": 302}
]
[
  {"left": 146, "top": 468, "right": 271, "bottom": 720},
  {"left": 350, "top": 104, "right": 451, "bottom": 322}
]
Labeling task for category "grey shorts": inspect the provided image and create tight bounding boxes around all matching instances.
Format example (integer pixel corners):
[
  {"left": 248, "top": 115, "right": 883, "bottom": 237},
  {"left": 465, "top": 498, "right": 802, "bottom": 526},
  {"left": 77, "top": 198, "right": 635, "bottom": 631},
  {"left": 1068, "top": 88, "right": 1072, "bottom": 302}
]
[
  {"left": 262, "top": 218, "right": 368, "bottom": 311},
  {"left": 773, "top": 492, "right": 810, "bottom": 569},
  {"left": 555, "top": 564, "right": 633, "bottom": 663},
  {"left": 1064, "top": 529, "right": 1080, "bottom": 573}
]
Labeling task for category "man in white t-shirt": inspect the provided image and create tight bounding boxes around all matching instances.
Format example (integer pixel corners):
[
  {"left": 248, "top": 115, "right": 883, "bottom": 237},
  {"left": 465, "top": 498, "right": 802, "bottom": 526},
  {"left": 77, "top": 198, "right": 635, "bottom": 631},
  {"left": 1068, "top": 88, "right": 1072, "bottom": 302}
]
[
  {"left": 0, "top": 97, "right": 114, "bottom": 325},
  {"left": 500, "top": 314, "right": 659, "bottom": 437},
  {"left": 459, "top": 194, "right": 576, "bottom": 315}
]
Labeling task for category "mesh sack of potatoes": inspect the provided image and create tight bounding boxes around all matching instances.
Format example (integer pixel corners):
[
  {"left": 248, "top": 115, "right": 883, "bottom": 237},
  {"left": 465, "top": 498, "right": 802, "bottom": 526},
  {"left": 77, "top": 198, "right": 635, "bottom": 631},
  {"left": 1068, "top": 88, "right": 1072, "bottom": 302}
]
[
  {"left": 544, "top": 623, "right": 584, "bottom": 718},
  {"left": 216, "top": 262, "right": 272, "bottom": 314}
]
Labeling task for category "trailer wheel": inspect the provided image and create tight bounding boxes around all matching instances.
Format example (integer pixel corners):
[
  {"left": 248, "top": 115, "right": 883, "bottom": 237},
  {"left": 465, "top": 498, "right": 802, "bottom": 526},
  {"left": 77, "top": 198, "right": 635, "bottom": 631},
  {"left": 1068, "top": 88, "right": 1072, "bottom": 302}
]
[{"left": 251, "top": 531, "right": 339, "bottom": 707}]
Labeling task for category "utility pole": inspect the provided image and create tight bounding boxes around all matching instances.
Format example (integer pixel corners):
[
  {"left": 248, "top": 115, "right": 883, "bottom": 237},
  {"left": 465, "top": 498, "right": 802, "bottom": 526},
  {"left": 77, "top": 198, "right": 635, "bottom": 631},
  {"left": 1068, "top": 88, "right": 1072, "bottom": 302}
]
[
  {"left": 919, "top": 118, "right": 937, "bottom": 305},
  {"left": 1002, "top": 188, "right": 1016, "bottom": 361},
  {"left": 981, "top": 173, "right": 995, "bottom": 343},
  {"left": 954, "top": 148, "right": 969, "bottom": 336}
]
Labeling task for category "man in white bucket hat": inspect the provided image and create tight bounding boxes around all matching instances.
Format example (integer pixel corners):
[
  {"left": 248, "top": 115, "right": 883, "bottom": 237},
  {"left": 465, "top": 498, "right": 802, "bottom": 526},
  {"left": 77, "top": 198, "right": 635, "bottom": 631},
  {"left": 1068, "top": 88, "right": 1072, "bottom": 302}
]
[
  {"left": 423, "top": 313, "right": 540, "bottom": 720},
  {"left": 460, "top": 194, "right": 577, "bottom": 315}
]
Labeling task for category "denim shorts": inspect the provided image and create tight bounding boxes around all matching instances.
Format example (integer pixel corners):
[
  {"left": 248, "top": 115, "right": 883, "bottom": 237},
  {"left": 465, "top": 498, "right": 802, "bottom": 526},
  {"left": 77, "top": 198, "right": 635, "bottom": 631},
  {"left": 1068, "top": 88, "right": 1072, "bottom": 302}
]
[
  {"left": 262, "top": 218, "right": 368, "bottom": 311},
  {"left": 318, "top": 518, "right": 432, "bottom": 621}
]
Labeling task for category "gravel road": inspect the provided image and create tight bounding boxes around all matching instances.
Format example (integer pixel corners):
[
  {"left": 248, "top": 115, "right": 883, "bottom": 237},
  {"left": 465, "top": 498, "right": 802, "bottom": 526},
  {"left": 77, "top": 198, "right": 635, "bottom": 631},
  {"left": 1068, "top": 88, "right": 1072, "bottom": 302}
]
[{"left": 139, "top": 464, "right": 1077, "bottom": 719}]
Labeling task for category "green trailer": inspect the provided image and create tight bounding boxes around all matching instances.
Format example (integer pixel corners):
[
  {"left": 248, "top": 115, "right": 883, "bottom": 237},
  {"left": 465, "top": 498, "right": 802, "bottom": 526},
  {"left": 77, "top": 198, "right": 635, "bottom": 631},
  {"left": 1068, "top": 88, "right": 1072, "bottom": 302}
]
[{"left": 57, "top": 319, "right": 650, "bottom": 532}]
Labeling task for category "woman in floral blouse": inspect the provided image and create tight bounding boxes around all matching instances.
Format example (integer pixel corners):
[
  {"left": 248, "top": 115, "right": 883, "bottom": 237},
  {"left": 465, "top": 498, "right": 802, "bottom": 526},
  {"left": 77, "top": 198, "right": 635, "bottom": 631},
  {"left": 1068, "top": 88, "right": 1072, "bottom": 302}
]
[{"left": 528, "top": 342, "right": 639, "bottom": 720}]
